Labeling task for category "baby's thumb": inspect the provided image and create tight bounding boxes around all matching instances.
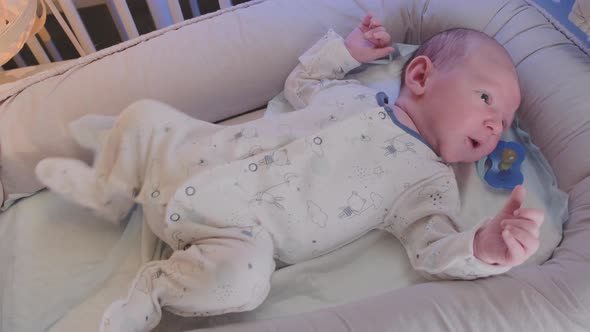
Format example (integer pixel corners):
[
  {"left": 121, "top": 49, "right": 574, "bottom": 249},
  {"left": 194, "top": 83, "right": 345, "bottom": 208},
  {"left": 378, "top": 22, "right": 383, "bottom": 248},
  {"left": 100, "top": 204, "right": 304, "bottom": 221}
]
[{"left": 501, "top": 185, "right": 526, "bottom": 214}]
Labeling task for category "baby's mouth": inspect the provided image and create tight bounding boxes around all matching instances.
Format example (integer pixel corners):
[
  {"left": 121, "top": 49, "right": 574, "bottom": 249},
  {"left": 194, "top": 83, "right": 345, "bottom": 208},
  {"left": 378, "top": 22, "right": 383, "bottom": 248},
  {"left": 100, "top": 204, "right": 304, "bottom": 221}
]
[{"left": 468, "top": 137, "right": 480, "bottom": 149}]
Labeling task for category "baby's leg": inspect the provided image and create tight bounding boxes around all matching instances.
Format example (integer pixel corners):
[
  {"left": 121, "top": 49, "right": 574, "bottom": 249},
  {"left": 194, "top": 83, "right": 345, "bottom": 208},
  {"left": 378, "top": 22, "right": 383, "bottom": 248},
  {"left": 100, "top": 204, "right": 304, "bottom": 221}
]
[
  {"left": 36, "top": 99, "right": 216, "bottom": 223},
  {"left": 100, "top": 226, "right": 275, "bottom": 332},
  {"left": 35, "top": 107, "right": 146, "bottom": 222}
]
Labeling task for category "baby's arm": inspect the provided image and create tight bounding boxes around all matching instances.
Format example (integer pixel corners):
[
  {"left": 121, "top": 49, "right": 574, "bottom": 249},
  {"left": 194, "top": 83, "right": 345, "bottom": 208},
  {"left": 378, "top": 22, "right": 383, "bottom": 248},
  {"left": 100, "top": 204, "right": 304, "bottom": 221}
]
[
  {"left": 382, "top": 174, "right": 534, "bottom": 280},
  {"left": 284, "top": 13, "right": 394, "bottom": 110}
]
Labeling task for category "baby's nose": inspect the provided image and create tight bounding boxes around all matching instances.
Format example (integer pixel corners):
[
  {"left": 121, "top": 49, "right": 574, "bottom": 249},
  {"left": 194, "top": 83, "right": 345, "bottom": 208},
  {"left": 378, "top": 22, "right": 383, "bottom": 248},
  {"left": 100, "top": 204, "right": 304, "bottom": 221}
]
[{"left": 484, "top": 119, "right": 503, "bottom": 135}]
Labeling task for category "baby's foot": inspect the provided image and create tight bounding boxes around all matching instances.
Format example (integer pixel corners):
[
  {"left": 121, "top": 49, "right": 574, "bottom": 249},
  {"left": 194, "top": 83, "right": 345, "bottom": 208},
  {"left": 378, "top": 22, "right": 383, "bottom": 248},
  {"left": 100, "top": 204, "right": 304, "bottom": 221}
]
[
  {"left": 68, "top": 114, "right": 116, "bottom": 152},
  {"left": 36, "top": 157, "right": 96, "bottom": 202},
  {"left": 100, "top": 298, "right": 160, "bottom": 332},
  {"left": 35, "top": 158, "right": 132, "bottom": 223},
  {"left": 100, "top": 300, "right": 145, "bottom": 332}
]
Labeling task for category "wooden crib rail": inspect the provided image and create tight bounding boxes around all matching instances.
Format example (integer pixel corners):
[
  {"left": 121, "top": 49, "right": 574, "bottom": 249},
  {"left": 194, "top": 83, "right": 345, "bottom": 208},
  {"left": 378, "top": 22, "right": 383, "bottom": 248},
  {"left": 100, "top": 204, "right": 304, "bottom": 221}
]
[{"left": 1, "top": 0, "right": 240, "bottom": 71}]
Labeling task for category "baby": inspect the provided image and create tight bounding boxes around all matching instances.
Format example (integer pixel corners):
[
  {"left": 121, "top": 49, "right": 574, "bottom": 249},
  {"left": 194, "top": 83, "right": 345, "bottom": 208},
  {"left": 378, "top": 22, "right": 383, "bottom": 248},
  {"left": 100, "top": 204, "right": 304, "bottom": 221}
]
[{"left": 35, "top": 14, "right": 543, "bottom": 332}]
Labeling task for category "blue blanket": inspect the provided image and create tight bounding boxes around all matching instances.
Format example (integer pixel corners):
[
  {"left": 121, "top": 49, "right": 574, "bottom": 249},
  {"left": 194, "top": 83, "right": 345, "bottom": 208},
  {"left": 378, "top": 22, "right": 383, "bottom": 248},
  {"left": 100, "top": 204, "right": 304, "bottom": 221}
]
[{"left": 527, "top": 0, "right": 590, "bottom": 53}]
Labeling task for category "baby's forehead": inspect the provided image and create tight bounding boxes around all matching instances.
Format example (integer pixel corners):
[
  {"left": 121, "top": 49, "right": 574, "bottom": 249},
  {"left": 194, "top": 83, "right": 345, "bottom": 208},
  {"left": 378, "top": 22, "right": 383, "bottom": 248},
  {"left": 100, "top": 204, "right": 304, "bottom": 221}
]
[
  {"left": 462, "top": 49, "right": 521, "bottom": 108},
  {"left": 469, "top": 62, "right": 514, "bottom": 84},
  {"left": 463, "top": 44, "right": 517, "bottom": 81}
]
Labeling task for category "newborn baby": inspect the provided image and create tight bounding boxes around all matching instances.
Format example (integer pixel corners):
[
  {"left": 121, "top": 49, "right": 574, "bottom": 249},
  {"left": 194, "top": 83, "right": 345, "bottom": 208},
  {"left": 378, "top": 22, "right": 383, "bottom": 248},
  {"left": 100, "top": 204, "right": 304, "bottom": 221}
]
[{"left": 36, "top": 14, "right": 543, "bottom": 332}]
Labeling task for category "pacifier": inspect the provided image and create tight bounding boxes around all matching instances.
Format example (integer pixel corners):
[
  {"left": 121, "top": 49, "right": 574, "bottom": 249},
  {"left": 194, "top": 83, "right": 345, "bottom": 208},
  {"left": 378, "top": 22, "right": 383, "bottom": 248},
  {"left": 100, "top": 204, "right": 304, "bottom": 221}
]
[{"left": 476, "top": 140, "right": 526, "bottom": 190}]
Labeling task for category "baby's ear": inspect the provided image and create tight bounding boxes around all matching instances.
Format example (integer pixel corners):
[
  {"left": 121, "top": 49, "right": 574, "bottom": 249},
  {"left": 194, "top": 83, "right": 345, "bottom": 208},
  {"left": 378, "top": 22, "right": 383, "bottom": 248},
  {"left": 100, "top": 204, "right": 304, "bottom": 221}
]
[{"left": 403, "top": 55, "right": 432, "bottom": 96}]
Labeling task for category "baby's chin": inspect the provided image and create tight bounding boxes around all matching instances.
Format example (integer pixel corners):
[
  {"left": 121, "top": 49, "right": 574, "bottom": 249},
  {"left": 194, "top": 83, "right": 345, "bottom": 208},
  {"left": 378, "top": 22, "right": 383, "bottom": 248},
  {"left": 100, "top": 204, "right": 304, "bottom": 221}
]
[{"left": 439, "top": 148, "right": 482, "bottom": 164}]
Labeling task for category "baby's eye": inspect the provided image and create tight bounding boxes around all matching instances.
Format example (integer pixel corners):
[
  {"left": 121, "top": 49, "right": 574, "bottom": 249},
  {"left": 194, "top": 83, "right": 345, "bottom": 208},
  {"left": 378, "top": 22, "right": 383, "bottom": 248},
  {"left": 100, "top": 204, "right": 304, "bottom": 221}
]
[{"left": 480, "top": 93, "right": 491, "bottom": 105}]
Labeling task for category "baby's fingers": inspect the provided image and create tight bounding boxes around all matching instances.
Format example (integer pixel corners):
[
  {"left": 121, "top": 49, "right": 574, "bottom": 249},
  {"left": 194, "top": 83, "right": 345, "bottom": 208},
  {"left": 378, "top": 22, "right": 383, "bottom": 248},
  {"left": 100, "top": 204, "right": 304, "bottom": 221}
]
[
  {"left": 501, "top": 218, "right": 539, "bottom": 237},
  {"left": 506, "top": 225, "right": 539, "bottom": 257},
  {"left": 369, "top": 17, "right": 383, "bottom": 29},
  {"left": 514, "top": 208, "right": 544, "bottom": 226},
  {"left": 364, "top": 27, "right": 391, "bottom": 47},
  {"left": 373, "top": 31, "right": 392, "bottom": 46},
  {"left": 364, "top": 26, "right": 386, "bottom": 39},
  {"left": 507, "top": 226, "right": 538, "bottom": 249},
  {"left": 502, "top": 229, "right": 526, "bottom": 266},
  {"left": 360, "top": 13, "right": 374, "bottom": 32}
]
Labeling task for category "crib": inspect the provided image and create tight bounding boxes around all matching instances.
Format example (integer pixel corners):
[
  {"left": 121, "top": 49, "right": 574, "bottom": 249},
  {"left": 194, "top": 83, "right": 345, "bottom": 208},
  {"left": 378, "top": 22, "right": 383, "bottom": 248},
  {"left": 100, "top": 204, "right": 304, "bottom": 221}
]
[
  {"left": 1, "top": 0, "right": 244, "bottom": 73},
  {"left": 1, "top": 0, "right": 590, "bottom": 331}
]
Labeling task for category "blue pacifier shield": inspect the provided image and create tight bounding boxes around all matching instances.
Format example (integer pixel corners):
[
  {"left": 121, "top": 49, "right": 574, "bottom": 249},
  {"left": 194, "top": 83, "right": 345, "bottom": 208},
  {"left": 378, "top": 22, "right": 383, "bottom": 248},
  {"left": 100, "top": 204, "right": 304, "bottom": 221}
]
[{"left": 477, "top": 140, "right": 526, "bottom": 190}]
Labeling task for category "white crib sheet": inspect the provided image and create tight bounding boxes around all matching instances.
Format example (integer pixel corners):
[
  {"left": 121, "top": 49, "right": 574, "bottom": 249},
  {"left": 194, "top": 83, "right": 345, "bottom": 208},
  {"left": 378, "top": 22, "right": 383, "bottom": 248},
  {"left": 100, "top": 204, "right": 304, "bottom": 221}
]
[
  {"left": 0, "top": 190, "right": 143, "bottom": 332},
  {"left": 0, "top": 188, "right": 421, "bottom": 332}
]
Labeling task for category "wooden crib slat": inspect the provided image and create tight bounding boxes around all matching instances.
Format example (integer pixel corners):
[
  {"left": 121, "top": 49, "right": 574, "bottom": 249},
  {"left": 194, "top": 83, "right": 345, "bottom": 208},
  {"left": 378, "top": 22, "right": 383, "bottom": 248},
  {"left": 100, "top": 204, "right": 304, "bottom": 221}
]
[
  {"left": 146, "top": 0, "right": 175, "bottom": 30},
  {"left": 218, "top": 0, "right": 233, "bottom": 9},
  {"left": 168, "top": 0, "right": 185, "bottom": 23},
  {"left": 44, "top": 0, "right": 87, "bottom": 56},
  {"left": 106, "top": 0, "right": 140, "bottom": 41},
  {"left": 55, "top": 0, "right": 96, "bottom": 54},
  {"left": 26, "top": 36, "right": 51, "bottom": 65},
  {"left": 38, "top": 27, "right": 63, "bottom": 62},
  {"left": 189, "top": 0, "right": 201, "bottom": 17},
  {"left": 12, "top": 54, "right": 27, "bottom": 68}
]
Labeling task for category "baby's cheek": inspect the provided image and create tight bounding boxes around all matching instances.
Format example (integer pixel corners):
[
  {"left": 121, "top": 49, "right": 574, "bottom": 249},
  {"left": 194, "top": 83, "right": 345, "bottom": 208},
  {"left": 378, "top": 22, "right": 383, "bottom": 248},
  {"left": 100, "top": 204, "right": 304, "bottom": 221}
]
[{"left": 484, "top": 140, "right": 499, "bottom": 156}]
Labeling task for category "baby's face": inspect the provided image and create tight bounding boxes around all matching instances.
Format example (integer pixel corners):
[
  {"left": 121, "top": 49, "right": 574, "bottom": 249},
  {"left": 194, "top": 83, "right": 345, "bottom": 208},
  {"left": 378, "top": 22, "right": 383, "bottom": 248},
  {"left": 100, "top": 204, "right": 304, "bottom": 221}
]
[{"left": 423, "top": 46, "right": 521, "bottom": 163}]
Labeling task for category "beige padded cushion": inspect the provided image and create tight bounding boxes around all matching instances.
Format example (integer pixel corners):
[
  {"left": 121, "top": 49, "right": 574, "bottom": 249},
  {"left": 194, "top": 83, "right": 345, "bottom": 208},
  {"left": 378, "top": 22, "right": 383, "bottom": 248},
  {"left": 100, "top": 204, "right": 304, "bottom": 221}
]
[{"left": 0, "top": 0, "right": 589, "bottom": 330}]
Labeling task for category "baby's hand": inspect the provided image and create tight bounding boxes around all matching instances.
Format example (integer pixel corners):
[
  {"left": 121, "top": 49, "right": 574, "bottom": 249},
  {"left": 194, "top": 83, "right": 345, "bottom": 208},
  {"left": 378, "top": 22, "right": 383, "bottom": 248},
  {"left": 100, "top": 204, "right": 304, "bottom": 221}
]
[
  {"left": 344, "top": 13, "right": 395, "bottom": 63},
  {"left": 473, "top": 185, "right": 544, "bottom": 266}
]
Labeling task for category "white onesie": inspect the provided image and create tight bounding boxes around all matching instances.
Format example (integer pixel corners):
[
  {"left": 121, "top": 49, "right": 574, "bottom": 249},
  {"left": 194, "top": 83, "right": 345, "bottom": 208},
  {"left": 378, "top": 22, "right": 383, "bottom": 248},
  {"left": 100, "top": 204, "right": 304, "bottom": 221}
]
[{"left": 35, "top": 30, "right": 509, "bottom": 332}]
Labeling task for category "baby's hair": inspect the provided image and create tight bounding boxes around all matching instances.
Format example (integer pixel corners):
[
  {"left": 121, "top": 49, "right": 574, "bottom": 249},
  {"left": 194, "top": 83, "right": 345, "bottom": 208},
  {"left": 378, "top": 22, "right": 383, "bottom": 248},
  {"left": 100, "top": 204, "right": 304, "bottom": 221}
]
[{"left": 400, "top": 28, "right": 509, "bottom": 88}]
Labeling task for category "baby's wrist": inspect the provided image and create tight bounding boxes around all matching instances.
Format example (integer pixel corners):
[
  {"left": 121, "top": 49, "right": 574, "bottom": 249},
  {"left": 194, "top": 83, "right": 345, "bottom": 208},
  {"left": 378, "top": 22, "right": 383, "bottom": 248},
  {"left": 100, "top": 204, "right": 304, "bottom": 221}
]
[
  {"left": 343, "top": 41, "right": 360, "bottom": 63},
  {"left": 473, "top": 229, "right": 483, "bottom": 260},
  {"left": 473, "top": 228, "right": 495, "bottom": 264}
]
